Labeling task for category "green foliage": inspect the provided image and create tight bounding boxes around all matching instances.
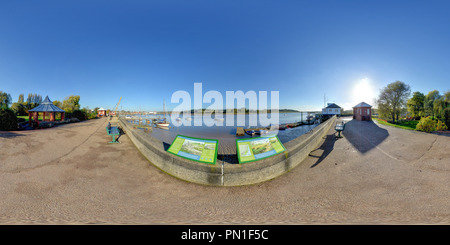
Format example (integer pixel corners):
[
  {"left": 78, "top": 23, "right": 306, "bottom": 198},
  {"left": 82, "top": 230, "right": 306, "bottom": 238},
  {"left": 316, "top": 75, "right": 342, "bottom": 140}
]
[
  {"left": 71, "top": 109, "right": 87, "bottom": 121},
  {"left": 0, "top": 91, "right": 12, "bottom": 109},
  {"left": 62, "top": 95, "right": 80, "bottom": 113},
  {"left": 435, "top": 120, "right": 448, "bottom": 131},
  {"left": 53, "top": 100, "right": 63, "bottom": 108},
  {"left": 407, "top": 91, "right": 425, "bottom": 119},
  {"left": 26, "top": 93, "right": 42, "bottom": 109},
  {"left": 86, "top": 111, "right": 97, "bottom": 120},
  {"left": 69, "top": 108, "right": 97, "bottom": 121},
  {"left": 10, "top": 102, "right": 27, "bottom": 116},
  {"left": 18, "top": 94, "right": 24, "bottom": 104},
  {"left": 376, "top": 81, "right": 411, "bottom": 124},
  {"left": 374, "top": 118, "right": 418, "bottom": 130},
  {"left": 403, "top": 89, "right": 449, "bottom": 130},
  {"left": 416, "top": 117, "right": 436, "bottom": 133},
  {"left": 444, "top": 107, "right": 450, "bottom": 130},
  {"left": 424, "top": 90, "right": 441, "bottom": 117},
  {"left": 0, "top": 108, "right": 18, "bottom": 130}
]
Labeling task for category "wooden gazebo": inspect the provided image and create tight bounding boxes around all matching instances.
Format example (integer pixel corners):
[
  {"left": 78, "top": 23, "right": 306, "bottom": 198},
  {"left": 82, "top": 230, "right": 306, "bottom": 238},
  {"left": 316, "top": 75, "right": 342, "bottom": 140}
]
[{"left": 28, "top": 96, "right": 65, "bottom": 126}]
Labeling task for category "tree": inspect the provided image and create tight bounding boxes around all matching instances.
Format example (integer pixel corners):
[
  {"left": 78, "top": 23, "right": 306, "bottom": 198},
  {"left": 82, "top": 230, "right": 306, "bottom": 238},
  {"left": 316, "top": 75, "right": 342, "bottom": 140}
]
[
  {"left": 53, "top": 100, "right": 63, "bottom": 108},
  {"left": 26, "top": 93, "right": 42, "bottom": 109},
  {"left": 376, "top": 81, "right": 411, "bottom": 123},
  {"left": 424, "top": 90, "right": 441, "bottom": 118},
  {"left": 11, "top": 102, "right": 27, "bottom": 116},
  {"left": 444, "top": 90, "right": 450, "bottom": 102},
  {"left": 18, "top": 94, "right": 24, "bottom": 104},
  {"left": 434, "top": 97, "right": 446, "bottom": 120},
  {"left": 0, "top": 91, "right": 12, "bottom": 109},
  {"left": 407, "top": 91, "right": 425, "bottom": 119},
  {"left": 62, "top": 95, "right": 80, "bottom": 113}
]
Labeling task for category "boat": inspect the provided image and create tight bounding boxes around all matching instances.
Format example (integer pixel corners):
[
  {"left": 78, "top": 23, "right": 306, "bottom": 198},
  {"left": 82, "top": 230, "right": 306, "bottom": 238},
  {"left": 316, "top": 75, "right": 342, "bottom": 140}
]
[
  {"left": 245, "top": 129, "right": 262, "bottom": 137},
  {"left": 157, "top": 100, "right": 170, "bottom": 128},
  {"left": 260, "top": 129, "right": 269, "bottom": 135},
  {"left": 157, "top": 119, "right": 170, "bottom": 127},
  {"left": 246, "top": 130, "right": 256, "bottom": 137}
]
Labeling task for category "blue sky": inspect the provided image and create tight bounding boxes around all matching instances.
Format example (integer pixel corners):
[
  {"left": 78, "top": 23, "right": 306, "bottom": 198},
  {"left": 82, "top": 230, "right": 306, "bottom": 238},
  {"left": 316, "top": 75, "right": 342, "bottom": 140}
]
[{"left": 1, "top": 0, "right": 449, "bottom": 112}]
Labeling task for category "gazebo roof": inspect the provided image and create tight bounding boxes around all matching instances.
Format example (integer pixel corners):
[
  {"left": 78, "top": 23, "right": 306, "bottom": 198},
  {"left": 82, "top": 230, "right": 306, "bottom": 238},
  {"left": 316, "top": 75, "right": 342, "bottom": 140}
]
[
  {"left": 353, "top": 102, "right": 372, "bottom": 108},
  {"left": 29, "top": 96, "right": 65, "bottom": 113}
]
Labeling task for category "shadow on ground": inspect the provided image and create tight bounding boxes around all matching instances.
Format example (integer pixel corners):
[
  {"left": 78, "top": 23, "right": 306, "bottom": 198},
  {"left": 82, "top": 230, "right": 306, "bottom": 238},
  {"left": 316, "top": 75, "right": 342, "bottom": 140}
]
[
  {"left": 343, "top": 120, "right": 389, "bottom": 154},
  {"left": 308, "top": 119, "right": 390, "bottom": 167},
  {"left": 308, "top": 134, "right": 338, "bottom": 168},
  {"left": 0, "top": 131, "right": 26, "bottom": 138}
]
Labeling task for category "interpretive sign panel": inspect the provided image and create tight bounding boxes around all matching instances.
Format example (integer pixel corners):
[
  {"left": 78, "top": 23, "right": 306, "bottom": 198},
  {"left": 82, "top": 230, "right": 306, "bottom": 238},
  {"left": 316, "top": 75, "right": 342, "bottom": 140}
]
[
  {"left": 167, "top": 135, "right": 218, "bottom": 164},
  {"left": 236, "top": 135, "right": 286, "bottom": 163}
]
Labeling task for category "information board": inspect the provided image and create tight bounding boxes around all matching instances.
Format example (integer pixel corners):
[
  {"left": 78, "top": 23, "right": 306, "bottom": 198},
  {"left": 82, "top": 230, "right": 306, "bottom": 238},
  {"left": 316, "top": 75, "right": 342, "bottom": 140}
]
[
  {"left": 236, "top": 135, "right": 286, "bottom": 163},
  {"left": 167, "top": 135, "right": 218, "bottom": 164}
]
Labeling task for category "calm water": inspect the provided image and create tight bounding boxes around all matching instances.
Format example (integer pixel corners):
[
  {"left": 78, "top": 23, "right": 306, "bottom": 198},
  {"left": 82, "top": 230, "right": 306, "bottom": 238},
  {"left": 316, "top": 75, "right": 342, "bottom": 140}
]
[{"left": 126, "top": 112, "right": 318, "bottom": 155}]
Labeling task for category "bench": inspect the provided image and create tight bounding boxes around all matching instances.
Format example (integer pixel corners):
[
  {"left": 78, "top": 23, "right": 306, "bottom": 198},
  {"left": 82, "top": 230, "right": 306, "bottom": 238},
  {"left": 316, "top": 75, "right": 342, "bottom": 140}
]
[
  {"left": 106, "top": 126, "right": 121, "bottom": 143},
  {"left": 335, "top": 122, "right": 345, "bottom": 138}
]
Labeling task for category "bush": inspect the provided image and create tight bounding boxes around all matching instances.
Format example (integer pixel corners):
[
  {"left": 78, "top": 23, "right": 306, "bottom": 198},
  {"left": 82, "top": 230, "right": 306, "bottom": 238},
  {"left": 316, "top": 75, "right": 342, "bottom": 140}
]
[
  {"left": 416, "top": 116, "right": 436, "bottom": 133},
  {"left": 0, "top": 108, "right": 18, "bottom": 131},
  {"left": 435, "top": 120, "right": 448, "bottom": 131},
  {"left": 87, "top": 112, "right": 97, "bottom": 120},
  {"left": 71, "top": 109, "right": 87, "bottom": 121}
]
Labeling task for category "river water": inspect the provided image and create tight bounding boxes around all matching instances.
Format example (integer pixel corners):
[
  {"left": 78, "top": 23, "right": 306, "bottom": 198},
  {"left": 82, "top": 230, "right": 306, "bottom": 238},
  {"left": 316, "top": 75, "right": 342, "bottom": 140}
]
[{"left": 126, "top": 112, "right": 319, "bottom": 157}]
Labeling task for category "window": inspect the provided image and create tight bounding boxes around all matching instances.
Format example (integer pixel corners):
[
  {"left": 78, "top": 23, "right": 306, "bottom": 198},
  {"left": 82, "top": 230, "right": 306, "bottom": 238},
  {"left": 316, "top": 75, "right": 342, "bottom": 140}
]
[
  {"left": 359, "top": 109, "right": 361, "bottom": 115},
  {"left": 367, "top": 109, "right": 370, "bottom": 115}
]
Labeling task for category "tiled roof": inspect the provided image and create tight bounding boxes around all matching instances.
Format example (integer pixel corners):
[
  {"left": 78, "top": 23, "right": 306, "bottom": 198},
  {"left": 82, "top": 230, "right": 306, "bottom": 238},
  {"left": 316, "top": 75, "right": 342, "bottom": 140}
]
[
  {"left": 325, "top": 103, "right": 341, "bottom": 108},
  {"left": 353, "top": 102, "right": 372, "bottom": 108},
  {"left": 29, "top": 96, "right": 65, "bottom": 112}
]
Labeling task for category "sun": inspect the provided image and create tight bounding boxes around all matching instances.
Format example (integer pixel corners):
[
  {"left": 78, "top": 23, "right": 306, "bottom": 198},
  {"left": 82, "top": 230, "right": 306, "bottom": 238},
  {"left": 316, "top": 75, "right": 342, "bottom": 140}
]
[{"left": 352, "top": 78, "right": 376, "bottom": 104}]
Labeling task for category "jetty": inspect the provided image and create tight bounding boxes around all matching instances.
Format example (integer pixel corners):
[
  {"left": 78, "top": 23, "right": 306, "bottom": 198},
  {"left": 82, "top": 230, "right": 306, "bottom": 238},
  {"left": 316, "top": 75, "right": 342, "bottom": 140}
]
[{"left": 236, "top": 117, "right": 318, "bottom": 137}]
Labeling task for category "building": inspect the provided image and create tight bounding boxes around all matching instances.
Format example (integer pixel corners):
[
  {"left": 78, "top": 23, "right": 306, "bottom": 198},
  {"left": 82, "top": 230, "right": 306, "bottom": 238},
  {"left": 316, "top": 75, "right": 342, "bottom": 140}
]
[
  {"left": 28, "top": 96, "right": 65, "bottom": 126},
  {"left": 322, "top": 103, "right": 342, "bottom": 116},
  {"left": 97, "top": 108, "right": 107, "bottom": 117},
  {"left": 353, "top": 102, "right": 372, "bottom": 121}
]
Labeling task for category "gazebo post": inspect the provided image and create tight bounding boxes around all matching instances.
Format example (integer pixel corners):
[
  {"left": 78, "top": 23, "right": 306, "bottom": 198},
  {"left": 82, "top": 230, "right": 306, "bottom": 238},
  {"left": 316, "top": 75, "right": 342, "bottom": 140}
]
[
  {"left": 28, "top": 113, "right": 32, "bottom": 126},
  {"left": 61, "top": 112, "right": 65, "bottom": 121},
  {"left": 34, "top": 112, "right": 39, "bottom": 127}
]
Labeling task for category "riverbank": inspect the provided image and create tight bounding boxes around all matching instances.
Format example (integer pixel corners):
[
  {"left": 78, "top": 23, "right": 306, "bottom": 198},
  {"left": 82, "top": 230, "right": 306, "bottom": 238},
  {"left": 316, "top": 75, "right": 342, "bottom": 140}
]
[{"left": 127, "top": 113, "right": 319, "bottom": 159}]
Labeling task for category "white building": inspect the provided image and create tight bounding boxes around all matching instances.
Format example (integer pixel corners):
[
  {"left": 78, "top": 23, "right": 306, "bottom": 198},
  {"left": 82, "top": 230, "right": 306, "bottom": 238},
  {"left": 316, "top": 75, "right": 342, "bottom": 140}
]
[{"left": 322, "top": 103, "right": 342, "bottom": 115}]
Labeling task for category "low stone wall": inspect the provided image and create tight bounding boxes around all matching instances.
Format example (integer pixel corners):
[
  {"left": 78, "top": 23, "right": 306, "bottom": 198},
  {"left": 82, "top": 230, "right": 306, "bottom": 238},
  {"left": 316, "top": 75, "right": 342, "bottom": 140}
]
[{"left": 119, "top": 115, "right": 336, "bottom": 186}]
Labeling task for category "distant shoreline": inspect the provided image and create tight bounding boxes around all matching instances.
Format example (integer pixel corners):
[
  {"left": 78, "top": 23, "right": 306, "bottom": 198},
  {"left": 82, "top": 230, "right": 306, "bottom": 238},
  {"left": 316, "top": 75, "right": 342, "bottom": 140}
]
[{"left": 128, "top": 109, "right": 320, "bottom": 115}]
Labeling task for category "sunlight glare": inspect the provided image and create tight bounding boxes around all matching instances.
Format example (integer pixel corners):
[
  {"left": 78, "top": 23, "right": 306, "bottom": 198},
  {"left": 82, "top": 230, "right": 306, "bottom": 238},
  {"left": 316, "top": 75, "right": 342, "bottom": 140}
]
[{"left": 352, "top": 78, "right": 376, "bottom": 104}]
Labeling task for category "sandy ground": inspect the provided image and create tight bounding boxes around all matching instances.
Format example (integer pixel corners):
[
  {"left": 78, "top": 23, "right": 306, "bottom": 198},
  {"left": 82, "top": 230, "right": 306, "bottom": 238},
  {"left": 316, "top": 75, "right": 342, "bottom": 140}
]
[{"left": 0, "top": 117, "right": 449, "bottom": 224}]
